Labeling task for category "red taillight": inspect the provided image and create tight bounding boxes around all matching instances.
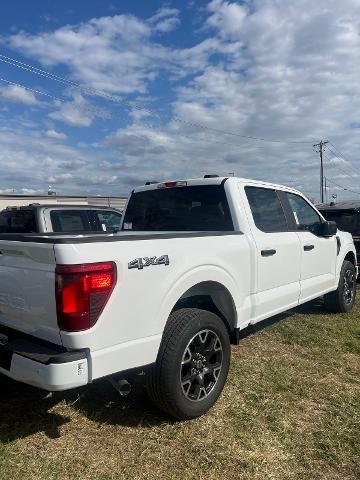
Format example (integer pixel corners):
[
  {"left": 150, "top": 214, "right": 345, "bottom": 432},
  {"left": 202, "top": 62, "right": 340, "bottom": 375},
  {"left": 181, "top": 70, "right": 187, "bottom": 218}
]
[{"left": 55, "top": 262, "right": 117, "bottom": 332}]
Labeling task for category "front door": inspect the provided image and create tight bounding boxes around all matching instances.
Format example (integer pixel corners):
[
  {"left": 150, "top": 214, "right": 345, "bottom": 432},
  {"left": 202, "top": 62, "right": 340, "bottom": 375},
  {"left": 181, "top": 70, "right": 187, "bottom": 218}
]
[{"left": 283, "top": 192, "right": 337, "bottom": 302}]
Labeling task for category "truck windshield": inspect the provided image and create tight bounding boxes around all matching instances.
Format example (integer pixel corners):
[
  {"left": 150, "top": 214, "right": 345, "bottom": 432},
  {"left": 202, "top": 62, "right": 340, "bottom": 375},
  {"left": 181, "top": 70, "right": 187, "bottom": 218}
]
[
  {"left": 321, "top": 210, "right": 360, "bottom": 234},
  {"left": 122, "top": 185, "right": 234, "bottom": 231}
]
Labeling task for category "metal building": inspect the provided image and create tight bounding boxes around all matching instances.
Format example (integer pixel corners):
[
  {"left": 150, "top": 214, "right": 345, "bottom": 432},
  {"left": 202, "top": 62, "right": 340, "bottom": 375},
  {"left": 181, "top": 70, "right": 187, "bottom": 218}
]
[{"left": 0, "top": 194, "right": 128, "bottom": 211}]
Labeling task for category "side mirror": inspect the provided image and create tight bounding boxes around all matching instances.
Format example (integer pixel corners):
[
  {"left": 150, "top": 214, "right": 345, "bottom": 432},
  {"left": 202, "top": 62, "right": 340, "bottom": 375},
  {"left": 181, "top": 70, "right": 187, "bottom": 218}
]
[{"left": 320, "top": 220, "right": 337, "bottom": 237}]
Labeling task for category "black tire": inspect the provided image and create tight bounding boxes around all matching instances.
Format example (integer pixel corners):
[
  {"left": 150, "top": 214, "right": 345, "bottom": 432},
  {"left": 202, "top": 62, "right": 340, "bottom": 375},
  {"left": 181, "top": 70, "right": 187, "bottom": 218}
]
[
  {"left": 147, "top": 308, "right": 231, "bottom": 420},
  {"left": 324, "top": 260, "right": 356, "bottom": 313}
]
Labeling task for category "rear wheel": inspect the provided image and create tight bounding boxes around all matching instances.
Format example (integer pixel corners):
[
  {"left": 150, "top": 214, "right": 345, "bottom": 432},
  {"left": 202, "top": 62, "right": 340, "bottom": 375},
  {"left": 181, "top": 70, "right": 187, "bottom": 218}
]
[
  {"left": 324, "top": 260, "right": 356, "bottom": 313},
  {"left": 147, "top": 308, "right": 231, "bottom": 420}
]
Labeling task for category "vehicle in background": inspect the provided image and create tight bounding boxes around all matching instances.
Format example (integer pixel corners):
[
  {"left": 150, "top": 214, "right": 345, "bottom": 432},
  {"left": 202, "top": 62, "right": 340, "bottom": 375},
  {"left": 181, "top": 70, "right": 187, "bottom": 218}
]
[
  {"left": 0, "top": 204, "right": 122, "bottom": 234},
  {"left": 317, "top": 201, "right": 360, "bottom": 263}
]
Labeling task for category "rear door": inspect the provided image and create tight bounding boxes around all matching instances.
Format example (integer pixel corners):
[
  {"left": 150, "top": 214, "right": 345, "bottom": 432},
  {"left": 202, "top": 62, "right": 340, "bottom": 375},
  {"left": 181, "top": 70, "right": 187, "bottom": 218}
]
[
  {"left": 282, "top": 192, "right": 337, "bottom": 301},
  {"left": 0, "top": 240, "right": 60, "bottom": 344},
  {"left": 244, "top": 186, "right": 301, "bottom": 322}
]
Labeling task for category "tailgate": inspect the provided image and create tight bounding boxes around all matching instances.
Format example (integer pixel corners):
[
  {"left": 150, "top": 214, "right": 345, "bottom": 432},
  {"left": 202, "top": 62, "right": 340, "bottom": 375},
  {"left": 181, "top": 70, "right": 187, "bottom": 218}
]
[{"left": 0, "top": 240, "right": 61, "bottom": 345}]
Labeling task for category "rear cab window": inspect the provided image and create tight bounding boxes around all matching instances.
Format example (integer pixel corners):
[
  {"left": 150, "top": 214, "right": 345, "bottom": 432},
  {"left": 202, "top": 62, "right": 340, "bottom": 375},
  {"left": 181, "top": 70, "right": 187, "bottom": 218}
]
[
  {"left": 49, "top": 209, "right": 122, "bottom": 233},
  {"left": 122, "top": 185, "right": 234, "bottom": 231},
  {"left": 0, "top": 209, "right": 37, "bottom": 233},
  {"left": 50, "top": 210, "right": 94, "bottom": 232}
]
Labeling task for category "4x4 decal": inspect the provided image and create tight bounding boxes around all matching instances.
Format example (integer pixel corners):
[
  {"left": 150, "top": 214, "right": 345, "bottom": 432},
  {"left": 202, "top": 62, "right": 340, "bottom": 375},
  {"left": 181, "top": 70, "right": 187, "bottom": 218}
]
[{"left": 128, "top": 255, "right": 170, "bottom": 270}]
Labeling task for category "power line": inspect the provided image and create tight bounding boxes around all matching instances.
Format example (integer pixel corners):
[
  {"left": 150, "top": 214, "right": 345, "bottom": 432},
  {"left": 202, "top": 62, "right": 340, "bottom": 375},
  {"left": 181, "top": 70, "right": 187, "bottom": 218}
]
[
  {"left": 328, "top": 141, "right": 358, "bottom": 166},
  {"left": 325, "top": 142, "right": 359, "bottom": 177},
  {"left": 326, "top": 177, "right": 360, "bottom": 196},
  {"left": 323, "top": 151, "right": 360, "bottom": 196},
  {"left": 0, "top": 76, "right": 109, "bottom": 118},
  {"left": 0, "top": 52, "right": 316, "bottom": 145},
  {"left": 323, "top": 151, "right": 355, "bottom": 179},
  {"left": 0, "top": 75, "right": 313, "bottom": 153},
  {"left": 327, "top": 155, "right": 357, "bottom": 178}
]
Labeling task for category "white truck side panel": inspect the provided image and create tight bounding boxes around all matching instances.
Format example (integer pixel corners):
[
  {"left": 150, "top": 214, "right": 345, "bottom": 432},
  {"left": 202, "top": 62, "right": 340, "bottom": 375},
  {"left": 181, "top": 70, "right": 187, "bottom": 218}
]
[{"left": 54, "top": 233, "right": 253, "bottom": 378}]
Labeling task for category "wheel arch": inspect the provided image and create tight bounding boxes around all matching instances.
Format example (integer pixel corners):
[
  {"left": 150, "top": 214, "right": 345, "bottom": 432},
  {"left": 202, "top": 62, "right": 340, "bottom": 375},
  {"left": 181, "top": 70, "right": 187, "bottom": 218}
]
[
  {"left": 337, "top": 246, "right": 357, "bottom": 278},
  {"left": 156, "top": 266, "right": 244, "bottom": 352},
  {"left": 171, "top": 280, "right": 238, "bottom": 342},
  {"left": 344, "top": 250, "right": 356, "bottom": 266}
]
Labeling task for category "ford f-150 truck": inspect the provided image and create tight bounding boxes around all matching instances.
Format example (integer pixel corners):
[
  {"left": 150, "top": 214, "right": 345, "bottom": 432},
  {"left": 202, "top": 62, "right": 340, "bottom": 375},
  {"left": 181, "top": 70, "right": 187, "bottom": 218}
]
[{"left": 0, "top": 176, "right": 357, "bottom": 419}]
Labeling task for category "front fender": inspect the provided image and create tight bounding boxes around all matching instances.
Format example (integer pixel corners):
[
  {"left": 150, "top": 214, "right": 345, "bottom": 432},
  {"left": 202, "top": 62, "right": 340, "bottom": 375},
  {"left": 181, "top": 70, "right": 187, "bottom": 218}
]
[{"left": 336, "top": 230, "right": 357, "bottom": 277}]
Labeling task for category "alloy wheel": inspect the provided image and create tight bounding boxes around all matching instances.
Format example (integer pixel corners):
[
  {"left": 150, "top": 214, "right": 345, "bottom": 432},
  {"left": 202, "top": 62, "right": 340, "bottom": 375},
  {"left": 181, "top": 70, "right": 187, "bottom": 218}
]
[{"left": 180, "top": 329, "right": 223, "bottom": 402}]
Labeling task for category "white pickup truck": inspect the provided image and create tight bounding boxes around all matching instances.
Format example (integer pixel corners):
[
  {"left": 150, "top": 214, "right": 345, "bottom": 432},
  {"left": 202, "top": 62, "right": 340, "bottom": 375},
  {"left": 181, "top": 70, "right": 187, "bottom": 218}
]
[{"left": 0, "top": 176, "right": 357, "bottom": 419}]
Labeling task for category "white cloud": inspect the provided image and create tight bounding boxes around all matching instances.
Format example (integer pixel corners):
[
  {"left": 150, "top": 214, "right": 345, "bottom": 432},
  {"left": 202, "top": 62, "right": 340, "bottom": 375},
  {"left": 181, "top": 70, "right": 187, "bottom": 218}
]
[
  {"left": 48, "top": 94, "right": 94, "bottom": 127},
  {"left": 149, "top": 7, "right": 181, "bottom": 33},
  {"left": 46, "top": 128, "right": 67, "bottom": 140},
  {"left": 1, "top": 1, "right": 360, "bottom": 200},
  {"left": 0, "top": 84, "right": 38, "bottom": 105},
  {"left": 206, "top": 0, "right": 247, "bottom": 39},
  {"left": 5, "top": 14, "right": 164, "bottom": 95},
  {"left": 48, "top": 172, "right": 73, "bottom": 182},
  {"left": 105, "top": 131, "right": 151, "bottom": 156},
  {"left": 0, "top": 119, "right": 105, "bottom": 195}
]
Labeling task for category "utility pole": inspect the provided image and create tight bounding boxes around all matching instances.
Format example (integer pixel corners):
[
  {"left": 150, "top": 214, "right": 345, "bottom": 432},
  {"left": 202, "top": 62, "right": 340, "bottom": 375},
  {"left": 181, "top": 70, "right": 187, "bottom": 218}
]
[
  {"left": 324, "top": 177, "right": 327, "bottom": 203},
  {"left": 313, "top": 140, "right": 328, "bottom": 203}
]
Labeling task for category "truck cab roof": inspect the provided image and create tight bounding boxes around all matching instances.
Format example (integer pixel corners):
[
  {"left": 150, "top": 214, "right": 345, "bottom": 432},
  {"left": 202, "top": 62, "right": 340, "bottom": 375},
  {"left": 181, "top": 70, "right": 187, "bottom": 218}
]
[
  {"left": 4, "top": 204, "right": 121, "bottom": 212},
  {"left": 136, "top": 176, "right": 300, "bottom": 195}
]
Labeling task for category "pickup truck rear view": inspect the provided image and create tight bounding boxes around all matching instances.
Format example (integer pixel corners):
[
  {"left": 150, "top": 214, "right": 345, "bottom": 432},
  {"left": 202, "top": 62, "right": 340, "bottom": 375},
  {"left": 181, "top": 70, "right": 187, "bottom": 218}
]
[{"left": 0, "top": 176, "right": 357, "bottom": 419}]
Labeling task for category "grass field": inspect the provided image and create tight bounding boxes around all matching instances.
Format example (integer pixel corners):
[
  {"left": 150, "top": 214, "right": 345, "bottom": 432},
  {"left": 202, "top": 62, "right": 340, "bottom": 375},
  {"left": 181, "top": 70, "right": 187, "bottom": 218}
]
[{"left": 0, "top": 298, "right": 359, "bottom": 480}]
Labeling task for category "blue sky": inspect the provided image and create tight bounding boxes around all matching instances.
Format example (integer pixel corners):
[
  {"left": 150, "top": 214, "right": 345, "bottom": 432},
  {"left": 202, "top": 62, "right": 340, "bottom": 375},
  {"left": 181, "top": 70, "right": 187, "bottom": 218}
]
[{"left": 0, "top": 0, "right": 359, "bottom": 200}]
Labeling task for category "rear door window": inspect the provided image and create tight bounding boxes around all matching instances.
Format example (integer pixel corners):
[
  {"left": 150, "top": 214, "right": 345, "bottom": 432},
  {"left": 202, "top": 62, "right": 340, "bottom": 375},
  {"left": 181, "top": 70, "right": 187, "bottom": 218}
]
[{"left": 245, "top": 187, "right": 288, "bottom": 232}]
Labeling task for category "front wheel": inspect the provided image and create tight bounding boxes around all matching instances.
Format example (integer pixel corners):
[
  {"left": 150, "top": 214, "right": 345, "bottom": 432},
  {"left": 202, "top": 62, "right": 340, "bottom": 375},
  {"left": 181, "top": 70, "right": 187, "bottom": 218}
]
[
  {"left": 147, "top": 308, "right": 231, "bottom": 420},
  {"left": 324, "top": 260, "right": 356, "bottom": 313}
]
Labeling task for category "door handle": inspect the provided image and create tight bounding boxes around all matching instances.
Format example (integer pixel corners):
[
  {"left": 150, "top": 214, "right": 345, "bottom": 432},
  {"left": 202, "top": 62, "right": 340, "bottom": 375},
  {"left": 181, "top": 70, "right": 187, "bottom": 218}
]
[
  {"left": 261, "top": 249, "right": 276, "bottom": 257},
  {"left": 304, "top": 244, "right": 314, "bottom": 251}
]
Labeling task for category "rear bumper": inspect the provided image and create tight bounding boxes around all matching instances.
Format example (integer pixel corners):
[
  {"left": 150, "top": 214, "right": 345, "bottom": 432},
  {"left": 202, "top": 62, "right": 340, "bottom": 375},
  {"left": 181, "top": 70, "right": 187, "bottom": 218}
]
[{"left": 0, "top": 328, "right": 88, "bottom": 391}]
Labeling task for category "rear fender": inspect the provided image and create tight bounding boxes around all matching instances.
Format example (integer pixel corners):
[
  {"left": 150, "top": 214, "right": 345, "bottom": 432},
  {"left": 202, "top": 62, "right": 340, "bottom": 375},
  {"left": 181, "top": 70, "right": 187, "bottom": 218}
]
[{"left": 156, "top": 265, "right": 248, "bottom": 346}]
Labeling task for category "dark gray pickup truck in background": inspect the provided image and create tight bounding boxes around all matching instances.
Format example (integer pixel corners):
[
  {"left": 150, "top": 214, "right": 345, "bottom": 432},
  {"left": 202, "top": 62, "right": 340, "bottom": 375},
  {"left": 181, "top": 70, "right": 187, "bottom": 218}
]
[{"left": 317, "top": 201, "right": 360, "bottom": 264}]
